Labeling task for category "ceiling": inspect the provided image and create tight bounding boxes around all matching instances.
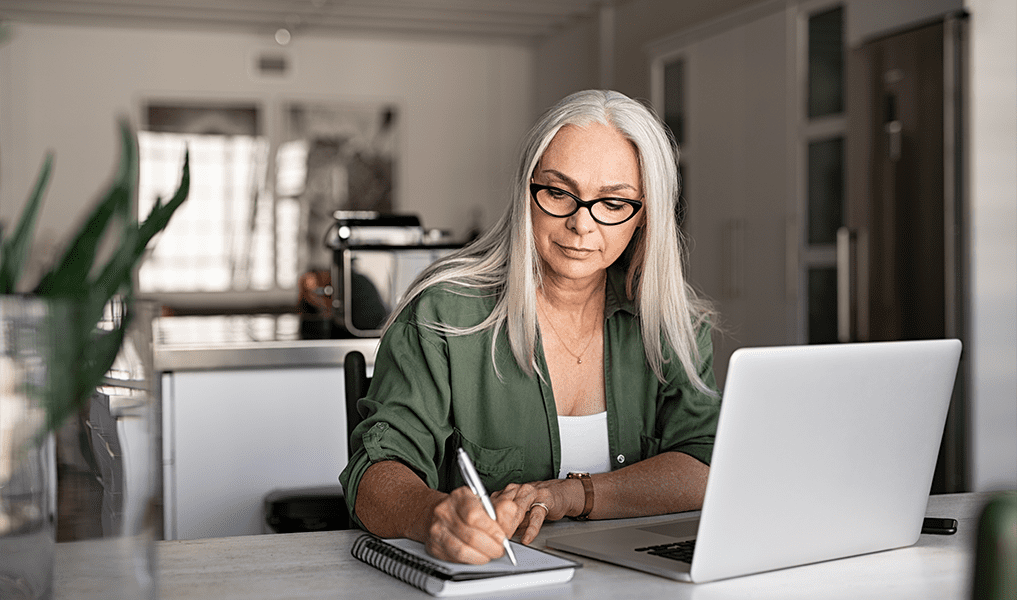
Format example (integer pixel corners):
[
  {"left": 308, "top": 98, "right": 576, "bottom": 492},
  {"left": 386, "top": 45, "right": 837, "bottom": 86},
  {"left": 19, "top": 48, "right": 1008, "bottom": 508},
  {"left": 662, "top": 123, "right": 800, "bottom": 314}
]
[{"left": 0, "top": 0, "right": 627, "bottom": 42}]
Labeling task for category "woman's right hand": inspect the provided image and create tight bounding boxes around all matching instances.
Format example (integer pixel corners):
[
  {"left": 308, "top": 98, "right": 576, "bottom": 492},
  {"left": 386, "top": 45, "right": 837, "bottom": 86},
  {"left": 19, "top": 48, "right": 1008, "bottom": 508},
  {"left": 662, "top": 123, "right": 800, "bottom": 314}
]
[
  {"left": 423, "top": 485, "right": 524, "bottom": 564},
  {"left": 355, "top": 461, "right": 527, "bottom": 564}
]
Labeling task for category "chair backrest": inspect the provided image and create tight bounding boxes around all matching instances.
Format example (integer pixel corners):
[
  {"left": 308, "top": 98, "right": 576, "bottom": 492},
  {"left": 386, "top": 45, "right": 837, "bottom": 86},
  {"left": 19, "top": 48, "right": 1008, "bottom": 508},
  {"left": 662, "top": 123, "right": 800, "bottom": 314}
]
[{"left": 343, "top": 350, "right": 371, "bottom": 458}]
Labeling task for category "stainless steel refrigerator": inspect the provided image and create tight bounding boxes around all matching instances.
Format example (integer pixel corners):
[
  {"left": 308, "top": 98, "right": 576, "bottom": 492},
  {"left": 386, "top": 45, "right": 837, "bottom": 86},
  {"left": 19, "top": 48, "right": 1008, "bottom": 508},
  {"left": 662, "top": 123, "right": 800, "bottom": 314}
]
[{"left": 844, "top": 15, "right": 969, "bottom": 492}]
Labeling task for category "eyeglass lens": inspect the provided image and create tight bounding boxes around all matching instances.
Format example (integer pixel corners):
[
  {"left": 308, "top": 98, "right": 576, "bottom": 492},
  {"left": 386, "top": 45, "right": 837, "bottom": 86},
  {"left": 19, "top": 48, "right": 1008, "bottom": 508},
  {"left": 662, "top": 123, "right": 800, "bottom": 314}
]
[{"left": 533, "top": 186, "right": 638, "bottom": 225}]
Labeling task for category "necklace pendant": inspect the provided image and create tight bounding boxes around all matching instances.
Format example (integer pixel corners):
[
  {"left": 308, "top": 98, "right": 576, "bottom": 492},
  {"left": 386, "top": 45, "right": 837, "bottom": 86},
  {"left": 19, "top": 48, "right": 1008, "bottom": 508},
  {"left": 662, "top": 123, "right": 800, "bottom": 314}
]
[{"left": 577, "top": 358, "right": 582, "bottom": 364}]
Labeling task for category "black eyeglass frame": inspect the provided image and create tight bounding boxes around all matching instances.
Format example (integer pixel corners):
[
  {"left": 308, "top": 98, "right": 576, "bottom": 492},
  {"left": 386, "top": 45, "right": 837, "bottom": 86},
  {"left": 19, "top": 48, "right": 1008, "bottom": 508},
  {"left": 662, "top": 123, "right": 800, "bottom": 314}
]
[{"left": 529, "top": 183, "right": 644, "bottom": 226}]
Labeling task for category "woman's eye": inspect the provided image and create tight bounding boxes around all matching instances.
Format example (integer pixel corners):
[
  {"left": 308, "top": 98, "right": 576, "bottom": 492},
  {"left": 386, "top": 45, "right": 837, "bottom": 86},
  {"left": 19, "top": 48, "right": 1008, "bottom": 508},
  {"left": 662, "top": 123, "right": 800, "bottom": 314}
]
[
  {"left": 547, "top": 189, "right": 569, "bottom": 199},
  {"left": 601, "top": 200, "right": 628, "bottom": 211}
]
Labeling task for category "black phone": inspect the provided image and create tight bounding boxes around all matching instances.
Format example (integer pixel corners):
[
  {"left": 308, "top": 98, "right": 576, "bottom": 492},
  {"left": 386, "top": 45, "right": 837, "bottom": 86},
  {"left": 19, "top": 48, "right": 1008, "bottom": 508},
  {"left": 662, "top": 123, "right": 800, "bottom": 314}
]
[{"left": 922, "top": 517, "right": 958, "bottom": 535}]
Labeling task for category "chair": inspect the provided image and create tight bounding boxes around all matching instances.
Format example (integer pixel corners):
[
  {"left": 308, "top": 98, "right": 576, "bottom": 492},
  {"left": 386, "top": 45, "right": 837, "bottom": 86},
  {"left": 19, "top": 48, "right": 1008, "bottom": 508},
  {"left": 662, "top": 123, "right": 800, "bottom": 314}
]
[
  {"left": 263, "top": 350, "right": 371, "bottom": 533},
  {"left": 343, "top": 350, "right": 371, "bottom": 457}
]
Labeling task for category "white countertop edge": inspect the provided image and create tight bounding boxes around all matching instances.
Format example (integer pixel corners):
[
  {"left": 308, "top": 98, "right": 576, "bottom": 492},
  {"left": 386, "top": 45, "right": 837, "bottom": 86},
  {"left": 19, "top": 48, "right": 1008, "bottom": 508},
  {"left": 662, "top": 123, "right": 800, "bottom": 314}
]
[{"left": 154, "top": 338, "right": 380, "bottom": 371}]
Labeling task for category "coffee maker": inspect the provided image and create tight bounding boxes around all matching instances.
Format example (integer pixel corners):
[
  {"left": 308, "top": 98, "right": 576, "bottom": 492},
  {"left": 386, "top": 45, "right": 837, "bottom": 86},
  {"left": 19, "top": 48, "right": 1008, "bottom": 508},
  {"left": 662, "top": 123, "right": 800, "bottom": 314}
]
[{"left": 300, "top": 211, "right": 460, "bottom": 338}]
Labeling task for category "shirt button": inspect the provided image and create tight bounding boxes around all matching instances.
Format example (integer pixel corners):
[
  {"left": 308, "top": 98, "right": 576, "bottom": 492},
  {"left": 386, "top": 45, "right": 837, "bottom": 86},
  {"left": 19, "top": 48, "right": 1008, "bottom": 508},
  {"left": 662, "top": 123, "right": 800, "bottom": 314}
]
[{"left": 616, "top": 454, "right": 625, "bottom": 464}]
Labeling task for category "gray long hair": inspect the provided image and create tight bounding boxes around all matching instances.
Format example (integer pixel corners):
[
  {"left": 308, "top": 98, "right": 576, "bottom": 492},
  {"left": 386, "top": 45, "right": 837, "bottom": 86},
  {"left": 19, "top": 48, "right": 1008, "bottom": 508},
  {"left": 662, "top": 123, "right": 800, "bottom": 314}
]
[{"left": 384, "top": 89, "right": 715, "bottom": 393}]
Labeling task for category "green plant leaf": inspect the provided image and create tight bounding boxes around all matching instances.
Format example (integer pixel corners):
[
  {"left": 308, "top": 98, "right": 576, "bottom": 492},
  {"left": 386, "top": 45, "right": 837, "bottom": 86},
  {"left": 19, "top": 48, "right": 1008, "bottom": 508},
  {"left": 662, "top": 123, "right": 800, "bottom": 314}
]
[
  {"left": 137, "top": 149, "right": 189, "bottom": 254},
  {"left": 76, "top": 310, "right": 131, "bottom": 401},
  {"left": 34, "top": 121, "right": 135, "bottom": 297},
  {"left": 31, "top": 298, "right": 82, "bottom": 436},
  {"left": 86, "top": 226, "right": 140, "bottom": 325},
  {"left": 0, "top": 153, "right": 53, "bottom": 293},
  {"left": 14, "top": 119, "right": 190, "bottom": 437},
  {"left": 43, "top": 324, "right": 130, "bottom": 436}
]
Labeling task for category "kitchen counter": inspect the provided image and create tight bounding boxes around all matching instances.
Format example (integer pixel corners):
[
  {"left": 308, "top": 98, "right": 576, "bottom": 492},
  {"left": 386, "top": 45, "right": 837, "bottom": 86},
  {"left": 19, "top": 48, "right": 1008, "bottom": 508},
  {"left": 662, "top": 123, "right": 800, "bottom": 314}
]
[{"left": 153, "top": 314, "right": 379, "bottom": 371}]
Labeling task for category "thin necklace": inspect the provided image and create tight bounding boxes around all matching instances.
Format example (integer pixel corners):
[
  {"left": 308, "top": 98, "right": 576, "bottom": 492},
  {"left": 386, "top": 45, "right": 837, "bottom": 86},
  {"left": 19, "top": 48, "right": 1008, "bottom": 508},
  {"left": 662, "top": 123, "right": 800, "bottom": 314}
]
[{"left": 538, "top": 305, "right": 598, "bottom": 365}]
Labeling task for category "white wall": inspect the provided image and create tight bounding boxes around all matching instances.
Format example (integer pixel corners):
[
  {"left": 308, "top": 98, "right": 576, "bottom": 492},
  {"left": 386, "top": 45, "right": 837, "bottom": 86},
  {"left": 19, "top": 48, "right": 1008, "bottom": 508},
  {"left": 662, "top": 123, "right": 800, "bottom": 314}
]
[
  {"left": 0, "top": 23, "right": 535, "bottom": 266},
  {"left": 534, "top": 17, "right": 599, "bottom": 114},
  {"left": 964, "top": 0, "right": 1017, "bottom": 492},
  {"left": 669, "top": 9, "right": 793, "bottom": 386}
]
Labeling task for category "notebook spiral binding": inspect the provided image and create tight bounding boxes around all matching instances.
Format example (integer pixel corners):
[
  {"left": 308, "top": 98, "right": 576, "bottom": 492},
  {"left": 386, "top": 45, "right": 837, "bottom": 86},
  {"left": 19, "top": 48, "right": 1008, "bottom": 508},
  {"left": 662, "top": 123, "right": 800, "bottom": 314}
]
[{"left": 352, "top": 534, "right": 449, "bottom": 592}]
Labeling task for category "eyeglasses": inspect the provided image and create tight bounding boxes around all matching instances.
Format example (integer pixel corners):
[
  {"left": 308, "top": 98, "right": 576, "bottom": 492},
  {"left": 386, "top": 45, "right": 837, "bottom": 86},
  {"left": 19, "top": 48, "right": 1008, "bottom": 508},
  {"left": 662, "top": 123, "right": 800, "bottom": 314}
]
[{"left": 529, "top": 183, "right": 643, "bottom": 226}]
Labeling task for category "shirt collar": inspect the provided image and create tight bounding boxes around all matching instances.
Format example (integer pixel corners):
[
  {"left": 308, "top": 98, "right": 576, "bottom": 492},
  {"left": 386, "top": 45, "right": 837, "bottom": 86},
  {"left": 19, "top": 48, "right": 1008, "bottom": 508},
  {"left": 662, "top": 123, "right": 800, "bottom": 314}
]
[{"left": 605, "top": 262, "right": 638, "bottom": 318}]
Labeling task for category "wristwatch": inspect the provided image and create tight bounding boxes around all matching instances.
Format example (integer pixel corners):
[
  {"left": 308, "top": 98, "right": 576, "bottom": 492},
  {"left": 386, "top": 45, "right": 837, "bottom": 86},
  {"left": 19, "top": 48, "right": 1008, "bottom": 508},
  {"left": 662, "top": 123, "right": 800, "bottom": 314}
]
[{"left": 566, "top": 472, "right": 594, "bottom": 520}]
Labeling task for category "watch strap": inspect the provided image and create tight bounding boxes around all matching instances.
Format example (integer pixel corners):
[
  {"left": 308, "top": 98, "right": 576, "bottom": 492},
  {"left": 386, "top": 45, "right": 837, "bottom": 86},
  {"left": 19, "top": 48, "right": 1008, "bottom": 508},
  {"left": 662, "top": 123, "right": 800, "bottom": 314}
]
[{"left": 567, "top": 472, "right": 594, "bottom": 520}]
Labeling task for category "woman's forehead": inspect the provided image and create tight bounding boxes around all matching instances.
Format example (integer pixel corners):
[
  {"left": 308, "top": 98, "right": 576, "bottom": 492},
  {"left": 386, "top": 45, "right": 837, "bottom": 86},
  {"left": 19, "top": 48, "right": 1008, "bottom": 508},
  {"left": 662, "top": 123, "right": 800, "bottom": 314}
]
[{"left": 537, "top": 123, "right": 640, "bottom": 185}]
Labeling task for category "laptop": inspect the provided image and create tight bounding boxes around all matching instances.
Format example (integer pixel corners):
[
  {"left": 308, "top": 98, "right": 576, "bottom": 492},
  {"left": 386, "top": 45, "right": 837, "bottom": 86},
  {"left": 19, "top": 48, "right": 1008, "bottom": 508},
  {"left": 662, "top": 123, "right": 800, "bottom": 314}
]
[{"left": 546, "top": 339, "right": 962, "bottom": 583}]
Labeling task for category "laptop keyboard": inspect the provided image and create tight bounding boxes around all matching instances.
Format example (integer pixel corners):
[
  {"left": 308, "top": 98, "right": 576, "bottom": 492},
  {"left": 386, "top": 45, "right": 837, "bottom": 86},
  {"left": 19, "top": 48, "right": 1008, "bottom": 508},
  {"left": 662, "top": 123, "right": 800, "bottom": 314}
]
[{"left": 635, "top": 540, "right": 696, "bottom": 563}]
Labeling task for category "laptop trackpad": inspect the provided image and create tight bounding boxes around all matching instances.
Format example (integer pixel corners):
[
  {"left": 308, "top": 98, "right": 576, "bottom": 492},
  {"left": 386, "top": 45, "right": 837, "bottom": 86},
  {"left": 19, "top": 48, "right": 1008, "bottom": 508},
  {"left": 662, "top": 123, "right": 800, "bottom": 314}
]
[{"left": 637, "top": 518, "right": 699, "bottom": 540}]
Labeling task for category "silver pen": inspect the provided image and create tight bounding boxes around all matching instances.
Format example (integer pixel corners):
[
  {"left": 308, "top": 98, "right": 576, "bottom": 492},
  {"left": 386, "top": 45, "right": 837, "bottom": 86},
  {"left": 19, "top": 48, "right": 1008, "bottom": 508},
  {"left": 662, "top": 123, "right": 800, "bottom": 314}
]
[{"left": 456, "top": 446, "right": 518, "bottom": 566}]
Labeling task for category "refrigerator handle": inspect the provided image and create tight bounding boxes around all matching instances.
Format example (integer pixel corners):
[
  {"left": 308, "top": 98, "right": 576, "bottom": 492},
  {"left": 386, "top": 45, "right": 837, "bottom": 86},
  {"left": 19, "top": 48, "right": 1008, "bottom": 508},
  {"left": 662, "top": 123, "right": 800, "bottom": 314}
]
[
  {"left": 856, "top": 227, "right": 869, "bottom": 342},
  {"left": 837, "top": 227, "right": 854, "bottom": 343},
  {"left": 837, "top": 226, "right": 870, "bottom": 343}
]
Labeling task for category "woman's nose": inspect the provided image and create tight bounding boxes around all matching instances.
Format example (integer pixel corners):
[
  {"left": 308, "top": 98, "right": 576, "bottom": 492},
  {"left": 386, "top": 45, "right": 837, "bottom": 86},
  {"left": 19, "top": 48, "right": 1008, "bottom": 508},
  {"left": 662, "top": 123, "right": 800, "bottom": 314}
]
[{"left": 566, "top": 206, "right": 597, "bottom": 234}]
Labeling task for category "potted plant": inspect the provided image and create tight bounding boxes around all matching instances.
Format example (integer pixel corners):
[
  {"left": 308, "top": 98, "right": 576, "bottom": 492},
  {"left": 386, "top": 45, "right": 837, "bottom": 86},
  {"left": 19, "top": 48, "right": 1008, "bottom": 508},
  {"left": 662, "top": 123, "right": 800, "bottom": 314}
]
[{"left": 0, "top": 120, "right": 189, "bottom": 599}]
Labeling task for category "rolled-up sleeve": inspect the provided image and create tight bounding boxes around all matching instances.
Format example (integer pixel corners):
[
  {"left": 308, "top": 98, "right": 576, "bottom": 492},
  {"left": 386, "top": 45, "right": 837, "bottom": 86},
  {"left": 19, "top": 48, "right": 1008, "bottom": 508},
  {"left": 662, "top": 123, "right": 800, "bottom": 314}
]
[{"left": 338, "top": 311, "right": 454, "bottom": 528}]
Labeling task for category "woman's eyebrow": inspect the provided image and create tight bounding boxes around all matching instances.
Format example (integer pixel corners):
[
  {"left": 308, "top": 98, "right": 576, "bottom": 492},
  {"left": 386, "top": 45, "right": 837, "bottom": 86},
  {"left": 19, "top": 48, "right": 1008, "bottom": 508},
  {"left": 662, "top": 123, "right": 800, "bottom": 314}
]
[
  {"left": 537, "top": 169, "right": 577, "bottom": 188},
  {"left": 537, "top": 168, "right": 639, "bottom": 195}
]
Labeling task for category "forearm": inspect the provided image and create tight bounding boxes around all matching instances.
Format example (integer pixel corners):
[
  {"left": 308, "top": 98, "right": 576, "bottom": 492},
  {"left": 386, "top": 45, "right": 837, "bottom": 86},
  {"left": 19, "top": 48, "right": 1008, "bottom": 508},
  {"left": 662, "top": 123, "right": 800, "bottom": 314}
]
[
  {"left": 583, "top": 452, "right": 709, "bottom": 520},
  {"left": 354, "top": 460, "right": 446, "bottom": 541}
]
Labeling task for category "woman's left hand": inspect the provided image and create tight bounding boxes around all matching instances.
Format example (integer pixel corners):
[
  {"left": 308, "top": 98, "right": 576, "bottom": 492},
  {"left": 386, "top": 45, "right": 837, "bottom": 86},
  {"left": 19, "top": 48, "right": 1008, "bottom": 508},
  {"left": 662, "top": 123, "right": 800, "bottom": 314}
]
[{"left": 491, "top": 479, "right": 582, "bottom": 544}]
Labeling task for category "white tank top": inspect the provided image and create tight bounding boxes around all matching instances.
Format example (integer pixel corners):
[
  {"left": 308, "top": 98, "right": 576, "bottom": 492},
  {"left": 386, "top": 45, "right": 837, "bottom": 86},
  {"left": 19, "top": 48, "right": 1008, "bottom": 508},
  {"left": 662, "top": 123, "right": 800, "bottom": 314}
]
[{"left": 557, "top": 411, "right": 611, "bottom": 478}]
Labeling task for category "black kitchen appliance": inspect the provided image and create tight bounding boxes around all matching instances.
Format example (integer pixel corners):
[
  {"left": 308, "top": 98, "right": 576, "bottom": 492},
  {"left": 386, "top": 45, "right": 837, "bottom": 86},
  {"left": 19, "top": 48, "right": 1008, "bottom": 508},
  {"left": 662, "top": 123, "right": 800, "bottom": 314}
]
[{"left": 322, "top": 211, "right": 461, "bottom": 338}]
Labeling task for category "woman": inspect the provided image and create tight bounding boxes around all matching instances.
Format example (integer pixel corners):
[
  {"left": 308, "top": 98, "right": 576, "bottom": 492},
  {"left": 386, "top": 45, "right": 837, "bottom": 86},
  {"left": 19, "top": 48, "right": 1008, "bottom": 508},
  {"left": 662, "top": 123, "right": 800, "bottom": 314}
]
[{"left": 339, "top": 89, "right": 719, "bottom": 565}]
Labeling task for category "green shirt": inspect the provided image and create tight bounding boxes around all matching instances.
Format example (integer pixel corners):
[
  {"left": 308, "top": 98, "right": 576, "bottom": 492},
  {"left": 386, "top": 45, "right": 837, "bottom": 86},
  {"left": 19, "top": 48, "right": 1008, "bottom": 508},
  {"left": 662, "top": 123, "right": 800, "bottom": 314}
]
[{"left": 339, "top": 265, "right": 720, "bottom": 528}]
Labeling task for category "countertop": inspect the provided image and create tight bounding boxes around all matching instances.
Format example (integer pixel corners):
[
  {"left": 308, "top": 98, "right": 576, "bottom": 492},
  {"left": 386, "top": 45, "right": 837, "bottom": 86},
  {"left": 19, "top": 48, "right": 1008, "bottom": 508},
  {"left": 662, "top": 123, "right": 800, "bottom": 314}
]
[
  {"left": 54, "top": 492, "right": 998, "bottom": 600},
  {"left": 153, "top": 314, "right": 379, "bottom": 371}
]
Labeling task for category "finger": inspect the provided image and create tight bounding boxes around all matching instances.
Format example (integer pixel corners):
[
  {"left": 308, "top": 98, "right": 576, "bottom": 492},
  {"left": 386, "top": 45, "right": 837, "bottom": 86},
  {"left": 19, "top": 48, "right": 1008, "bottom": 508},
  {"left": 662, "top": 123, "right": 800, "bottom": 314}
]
[
  {"left": 492, "top": 494, "right": 525, "bottom": 536},
  {"left": 520, "top": 502, "right": 548, "bottom": 545},
  {"left": 494, "top": 483, "right": 539, "bottom": 514},
  {"left": 430, "top": 489, "right": 507, "bottom": 563},
  {"left": 491, "top": 482, "right": 521, "bottom": 501},
  {"left": 449, "top": 489, "right": 512, "bottom": 558},
  {"left": 511, "top": 504, "right": 539, "bottom": 539},
  {"left": 425, "top": 523, "right": 493, "bottom": 565}
]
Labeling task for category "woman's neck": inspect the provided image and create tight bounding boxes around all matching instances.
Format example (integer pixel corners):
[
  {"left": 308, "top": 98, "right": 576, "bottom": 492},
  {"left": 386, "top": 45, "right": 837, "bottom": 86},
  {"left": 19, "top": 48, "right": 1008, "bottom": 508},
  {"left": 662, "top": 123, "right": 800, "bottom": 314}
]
[{"left": 538, "top": 270, "right": 607, "bottom": 326}]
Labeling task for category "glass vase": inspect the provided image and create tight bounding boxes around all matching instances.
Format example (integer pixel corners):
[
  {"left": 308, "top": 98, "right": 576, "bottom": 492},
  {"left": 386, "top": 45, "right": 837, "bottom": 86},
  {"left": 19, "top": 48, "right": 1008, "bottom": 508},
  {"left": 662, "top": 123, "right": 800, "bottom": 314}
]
[
  {"left": 1, "top": 296, "right": 58, "bottom": 600},
  {"left": 52, "top": 298, "right": 160, "bottom": 599},
  {"left": 1, "top": 296, "right": 160, "bottom": 599}
]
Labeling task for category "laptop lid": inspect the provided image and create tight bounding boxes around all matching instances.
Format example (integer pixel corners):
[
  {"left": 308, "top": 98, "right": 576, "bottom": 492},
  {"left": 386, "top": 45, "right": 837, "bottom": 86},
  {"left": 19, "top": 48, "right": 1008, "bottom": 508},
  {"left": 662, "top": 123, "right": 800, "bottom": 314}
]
[{"left": 546, "top": 339, "right": 962, "bottom": 583}]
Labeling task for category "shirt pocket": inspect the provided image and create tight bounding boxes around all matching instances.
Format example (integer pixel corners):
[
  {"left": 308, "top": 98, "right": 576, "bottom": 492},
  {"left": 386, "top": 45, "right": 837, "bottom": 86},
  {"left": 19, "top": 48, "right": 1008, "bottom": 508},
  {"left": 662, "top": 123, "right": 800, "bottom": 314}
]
[{"left": 453, "top": 429, "right": 524, "bottom": 492}]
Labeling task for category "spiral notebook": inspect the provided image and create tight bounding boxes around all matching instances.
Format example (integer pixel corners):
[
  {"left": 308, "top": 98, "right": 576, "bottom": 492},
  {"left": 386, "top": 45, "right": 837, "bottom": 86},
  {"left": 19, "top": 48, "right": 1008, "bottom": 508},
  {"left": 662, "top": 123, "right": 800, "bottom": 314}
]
[{"left": 351, "top": 534, "right": 581, "bottom": 597}]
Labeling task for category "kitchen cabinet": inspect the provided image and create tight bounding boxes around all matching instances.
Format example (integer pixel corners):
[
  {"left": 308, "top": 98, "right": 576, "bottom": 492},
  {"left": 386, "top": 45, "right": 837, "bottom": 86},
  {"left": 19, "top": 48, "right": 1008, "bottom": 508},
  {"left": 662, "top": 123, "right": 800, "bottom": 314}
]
[
  {"left": 162, "top": 367, "right": 351, "bottom": 539},
  {"left": 155, "top": 315, "right": 378, "bottom": 540}
]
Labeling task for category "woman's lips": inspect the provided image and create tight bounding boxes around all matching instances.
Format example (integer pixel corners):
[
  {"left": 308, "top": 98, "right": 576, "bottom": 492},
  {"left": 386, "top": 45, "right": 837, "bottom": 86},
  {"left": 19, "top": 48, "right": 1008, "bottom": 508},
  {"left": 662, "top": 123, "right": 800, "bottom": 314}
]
[{"left": 556, "top": 243, "right": 595, "bottom": 258}]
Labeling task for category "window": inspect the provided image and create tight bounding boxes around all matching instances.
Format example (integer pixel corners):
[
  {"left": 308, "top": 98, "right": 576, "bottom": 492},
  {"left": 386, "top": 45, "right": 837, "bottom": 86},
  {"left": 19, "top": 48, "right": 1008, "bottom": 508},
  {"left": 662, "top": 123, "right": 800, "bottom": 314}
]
[
  {"left": 799, "top": 4, "right": 846, "bottom": 344},
  {"left": 137, "top": 100, "right": 398, "bottom": 312},
  {"left": 138, "top": 132, "right": 274, "bottom": 293},
  {"left": 807, "top": 6, "right": 845, "bottom": 118},
  {"left": 807, "top": 136, "right": 845, "bottom": 245},
  {"left": 662, "top": 57, "right": 689, "bottom": 230}
]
